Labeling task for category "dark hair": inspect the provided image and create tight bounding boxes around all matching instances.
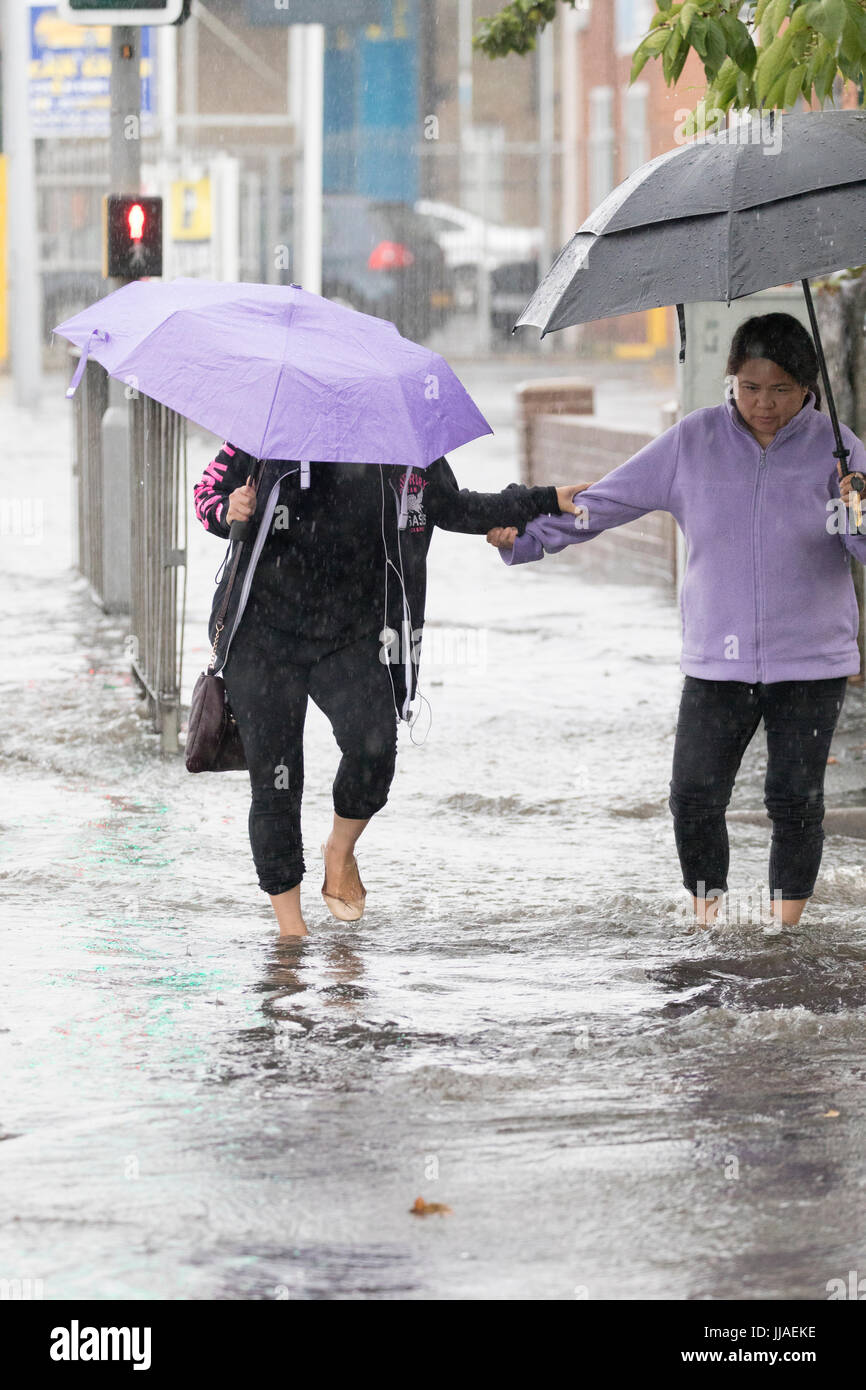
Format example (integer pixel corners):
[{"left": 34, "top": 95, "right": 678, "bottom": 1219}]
[{"left": 726, "top": 312, "right": 821, "bottom": 410}]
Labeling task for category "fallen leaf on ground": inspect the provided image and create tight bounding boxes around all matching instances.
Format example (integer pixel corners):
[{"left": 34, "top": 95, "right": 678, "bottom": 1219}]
[
  {"left": 410, "top": 1196, "right": 453, "bottom": 1216},
  {"left": 822, "top": 1109, "right": 840, "bottom": 1118},
  {"left": 826, "top": 756, "right": 839, "bottom": 764}
]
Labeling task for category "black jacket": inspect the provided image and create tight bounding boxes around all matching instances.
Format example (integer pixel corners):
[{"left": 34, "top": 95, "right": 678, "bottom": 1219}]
[{"left": 194, "top": 445, "right": 561, "bottom": 717}]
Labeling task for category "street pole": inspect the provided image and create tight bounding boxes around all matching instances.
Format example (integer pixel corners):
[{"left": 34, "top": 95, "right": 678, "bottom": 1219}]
[
  {"left": 158, "top": 21, "right": 178, "bottom": 156},
  {"left": 1, "top": 0, "right": 42, "bottom": 409},
  {"left": 109, "top": 26, "right": 143, "bottom": 215},
  {"left": 101, "top": 27, "right": 143, "bottom": 617},
  {"left": 560, "top": 2, "right": 585, "bottom": 354},
  {"left": 538, "top": 21, "right": 554, "bottom": 356},
  {"left": 289, "top": 23, "right": 323, "bottom": 296},
  {"left": 458, "top": 0, "right": 472, "bottom": 207},
  {"left": 301, "top": 24, "right": 323, "bottom": 296}
]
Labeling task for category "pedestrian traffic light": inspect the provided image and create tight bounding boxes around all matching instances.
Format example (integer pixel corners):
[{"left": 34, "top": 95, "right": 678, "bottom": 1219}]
[
  {"left": 59, "top": 2, "right": 187, "bottom": 23},
  {"left": 103, "top": 195, "right": 163, "bottom": 279}
]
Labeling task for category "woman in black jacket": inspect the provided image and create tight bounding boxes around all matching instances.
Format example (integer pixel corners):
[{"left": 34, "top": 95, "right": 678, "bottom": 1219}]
[{"left": 194, "top": 446, "right": 583, "bottom": 936}]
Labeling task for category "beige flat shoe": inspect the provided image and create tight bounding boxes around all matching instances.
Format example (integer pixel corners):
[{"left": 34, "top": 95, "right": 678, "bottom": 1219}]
[{"left": 321, "top": 842, "right": 366, "bottom": 922}]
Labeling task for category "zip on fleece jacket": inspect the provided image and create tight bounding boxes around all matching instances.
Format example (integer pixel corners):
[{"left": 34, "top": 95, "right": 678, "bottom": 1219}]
[{"left": 501, "top": 392, "right": 866, "bottom": 683}]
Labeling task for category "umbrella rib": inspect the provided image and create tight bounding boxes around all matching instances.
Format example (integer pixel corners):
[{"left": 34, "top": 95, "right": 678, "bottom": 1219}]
[
  {"left": 724, "top": 133, "right": 744, "bottom": 306},
  {"left": 259, "top": 318, "right": 293, "bottom": 458}
]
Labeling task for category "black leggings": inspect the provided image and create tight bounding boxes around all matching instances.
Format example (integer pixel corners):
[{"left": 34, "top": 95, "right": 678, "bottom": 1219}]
[
  {"left": 669, "top": 676, "right": 847, "bottom": 901},
  {"left": 222, "top": 618, "right": 398, "bottom": 896}
]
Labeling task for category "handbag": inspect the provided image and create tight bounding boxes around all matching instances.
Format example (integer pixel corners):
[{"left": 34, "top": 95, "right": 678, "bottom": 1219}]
[{"left": 185, "top": 515, "right": 250, "bottom": 774}]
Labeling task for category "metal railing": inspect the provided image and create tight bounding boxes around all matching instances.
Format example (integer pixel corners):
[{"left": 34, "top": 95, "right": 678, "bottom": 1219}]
[
  {"left": 69, "top": 354, "right": 188, "bottom": 751},
  {"left": 128, "top": 392, "right": 188, "bottom": 752}
]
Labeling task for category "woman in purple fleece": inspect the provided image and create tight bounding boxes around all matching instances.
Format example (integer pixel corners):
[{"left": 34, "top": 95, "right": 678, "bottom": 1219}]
[{"left": 488, "top": 314, "right": 866, "bottom": 928}]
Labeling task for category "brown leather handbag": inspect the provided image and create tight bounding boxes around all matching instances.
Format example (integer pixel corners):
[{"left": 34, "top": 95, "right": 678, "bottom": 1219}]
[{"left": 185, "top": 525, "right": 248, "bottom": 774}]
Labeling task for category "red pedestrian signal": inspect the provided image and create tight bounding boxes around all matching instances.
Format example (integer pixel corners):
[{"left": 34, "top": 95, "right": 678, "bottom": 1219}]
[
  {"left": 127, "top": 203, "right": 146, "bottom": 241},
  {"left": 103, "top": 194, "right": 162, "bottom": 279}
]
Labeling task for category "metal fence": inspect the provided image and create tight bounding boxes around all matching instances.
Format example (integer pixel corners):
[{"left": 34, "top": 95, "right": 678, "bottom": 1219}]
[
  {"left": 128, "top": 392, "right": 188, "bottom": 753},
  {"left": 70, "top": 354, "right": 187, "bottom": 752}
]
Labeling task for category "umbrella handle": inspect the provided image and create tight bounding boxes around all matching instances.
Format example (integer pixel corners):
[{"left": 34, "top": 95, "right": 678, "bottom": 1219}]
[
  {"left": 837, "top": 460, "right": 864, "bottom": 530},
  {"left": 229, "top": 461, "right": 265, "bottom": 544},
  {"left": 802, "top": 280, "right": 861, "bottom": 531}
]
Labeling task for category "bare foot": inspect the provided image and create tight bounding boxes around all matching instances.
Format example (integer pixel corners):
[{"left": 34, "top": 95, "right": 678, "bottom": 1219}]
[
  {"left": 269, "top": 885, "right": 308, "bottom": 938},
  {"left": 323, "top": 837, "right": 365, "bottom": 905}
]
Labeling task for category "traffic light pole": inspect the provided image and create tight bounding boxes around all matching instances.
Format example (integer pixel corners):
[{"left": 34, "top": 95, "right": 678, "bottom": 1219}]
[
  {"left": 100, "top": 27, "right": 142, "bottom": 622},
  {"left": 109, "top": 27, "right": 143, "bottom": 250}
]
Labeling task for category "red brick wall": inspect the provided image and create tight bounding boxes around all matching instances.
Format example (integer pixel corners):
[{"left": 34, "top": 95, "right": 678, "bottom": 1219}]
[{"left": 525, "top": 413, "right": 678, "bottom": 589}]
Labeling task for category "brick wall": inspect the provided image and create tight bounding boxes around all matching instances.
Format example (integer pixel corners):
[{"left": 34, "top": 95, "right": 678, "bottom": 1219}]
[
  {"left": 515, "top": 377, "right": 595, "bottom": 485},
  {"left": 522, "top": 412, "right": 678, "bottom": 590}
]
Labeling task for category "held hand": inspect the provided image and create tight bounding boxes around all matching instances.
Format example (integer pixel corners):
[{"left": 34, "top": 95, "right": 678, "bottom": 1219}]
[
  {"left": 555, "top": 482, "right": 591, "bottom": 515},
  {"left": 839, "top": 470, "right": 865, "bottom": 506},
  {"left": 487, "top": 526, "right": 518, "bottom": 550},
  {"left": 226, "top": 477, "right": 257, "bottom": 524}
]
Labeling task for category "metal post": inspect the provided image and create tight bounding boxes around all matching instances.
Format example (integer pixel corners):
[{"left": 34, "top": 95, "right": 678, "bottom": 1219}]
[
  {"left": 560, "top": 3, "right": 585, "bottom": 354},
  {"left": 265, "top": 146, "right": 281, "bottom": 285},
  {"left": 290, "top": 24, "right": 305, "bottom": 284},
  {"left": 476, "top": 132, "right": 492, "bottom": 355},
  {"left": 158, "top": 21, "right": 178, "bottom": 156},
  {"left": 300, "top": 24, "right": 324, "bottom": 296},
  {"left": 110, "top": 27, "right": 142, "bottom": 200},
  {"left": 458, "top": 0, "right": 473, "bottom": 208},
  {"left": 101, "top": 26, "right": 143, "bottom": 614},
  {"left": 538, "top": 22, "right": 555, "bottom": 356},
  {"left": 183, "top": 5, "right": 198, "bottom": 149},
  {"left": 1, "top": 0, "right": 42, "bottom": 408}
]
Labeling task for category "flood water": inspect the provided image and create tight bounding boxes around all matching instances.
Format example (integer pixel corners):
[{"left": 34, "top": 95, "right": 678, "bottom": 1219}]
[{"left": 2, "top": 365, "right": 865, "bottom": 1300}]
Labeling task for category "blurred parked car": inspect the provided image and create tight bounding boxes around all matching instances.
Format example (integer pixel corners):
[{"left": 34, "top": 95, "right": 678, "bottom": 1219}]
[
  {"left": 490, "top": 258, "right": 541, "bottom": 340},
  {"left": 414, "top": 199, "right": 543, "bottom": 315},
  {"left": 283, "top": 193, "right": 455, "bottom": 342}
]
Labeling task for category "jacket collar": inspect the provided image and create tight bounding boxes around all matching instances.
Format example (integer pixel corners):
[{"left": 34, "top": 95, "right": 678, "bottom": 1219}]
[{"left": 725, "top": 388, "right": 817, "bottom": 448}]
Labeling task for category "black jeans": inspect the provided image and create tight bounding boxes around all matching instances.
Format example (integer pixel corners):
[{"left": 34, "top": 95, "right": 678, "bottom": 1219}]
[
  {"left": 668, "top": 676, "right": 847, "bottom": 901},
  {"left": 222, "top": 616, "right": 398, "bottom": 896}
]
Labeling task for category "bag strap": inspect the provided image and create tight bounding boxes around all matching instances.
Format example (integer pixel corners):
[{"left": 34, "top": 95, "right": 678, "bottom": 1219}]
[{"left": 208, "top": 456, "right": 265, "bottom": 672}]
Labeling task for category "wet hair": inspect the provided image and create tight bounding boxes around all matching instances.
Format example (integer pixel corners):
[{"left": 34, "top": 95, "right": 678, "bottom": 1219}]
[{"left": 726, "top": 312, "right": 821, "bottom": 410}]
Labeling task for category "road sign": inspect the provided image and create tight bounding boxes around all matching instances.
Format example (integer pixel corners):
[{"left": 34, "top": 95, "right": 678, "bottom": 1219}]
[
  {"left": 103, "top": 194, "right": 163, "bottom": 277},
  {"left": 58, "top": 1, "right": 184, "bottom": 23},
  {"left": 170, "top": 177, "right": 211, "bottom": 241},
  {"left": 245, "top": 0, "right": 382, "bottom": 25},
  {"left": 30, "top": 6, "right": 156, "bottom": 138}
]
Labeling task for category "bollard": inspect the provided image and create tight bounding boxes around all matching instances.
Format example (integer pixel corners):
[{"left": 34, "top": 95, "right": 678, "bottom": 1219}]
[{"left": 100, "top": 376, "right": 132, "bottom": 613}]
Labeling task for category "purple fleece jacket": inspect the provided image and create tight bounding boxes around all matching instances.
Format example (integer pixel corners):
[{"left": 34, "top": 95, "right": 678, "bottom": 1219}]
[{"left": 502, "top": 392, "right": 866, "bottom": 682}]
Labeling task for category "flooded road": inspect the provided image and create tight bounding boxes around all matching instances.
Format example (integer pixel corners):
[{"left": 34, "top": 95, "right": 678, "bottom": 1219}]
[{"left": 2, "top": 364, "right": 865, "bottom": 1300}]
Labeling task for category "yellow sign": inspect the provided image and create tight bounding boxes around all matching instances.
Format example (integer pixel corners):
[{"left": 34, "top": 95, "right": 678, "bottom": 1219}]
[
  {"left": 170, "top": 177, "right": 212, "bottom": 242},
  {"left": 0, "top": 157, "right": 7, "bottom": 363}
]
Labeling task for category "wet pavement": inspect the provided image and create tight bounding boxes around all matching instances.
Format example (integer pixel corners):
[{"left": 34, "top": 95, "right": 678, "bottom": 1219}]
[{"left": 1, "top": 361, "right": 864, "bottom": 1301}]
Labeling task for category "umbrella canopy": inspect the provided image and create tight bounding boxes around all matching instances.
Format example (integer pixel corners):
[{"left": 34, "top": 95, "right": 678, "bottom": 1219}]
[
  {"left": 517, "top": 110, "right": 866, "bottom": 335},
  {"left": 54, "top": 278, "right": 492, "bottom": 469}
]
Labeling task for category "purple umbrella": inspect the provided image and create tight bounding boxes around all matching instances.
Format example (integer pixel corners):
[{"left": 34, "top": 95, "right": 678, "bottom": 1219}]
[{"left": 54, "top": 278, "right": 492, "bottom": 470}]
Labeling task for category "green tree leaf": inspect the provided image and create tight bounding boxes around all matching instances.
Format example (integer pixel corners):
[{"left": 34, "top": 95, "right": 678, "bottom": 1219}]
[
  {"left": 662, "top": 24, "right": 685, "bottom": 81},
  {"left": 705, "top": 16, "right": 728, "bottom": 73},
  {"left": 719, "top": 11, "right": 758, "bottom": 72},
  {"left": 692, "top": 15, "right": 710, "bottom": 57},
  {"left": 630, "top": 26, "right": 672, "bottom": 81},
  {"left": 679, "top": 2, "right": 699, "bottom": 36},
  {"left": 783, "top": 61, "right": 807, "bottom": 103}
]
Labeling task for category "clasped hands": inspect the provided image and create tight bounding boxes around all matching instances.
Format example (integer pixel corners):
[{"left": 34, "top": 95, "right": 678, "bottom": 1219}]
[{"left": 487, "top": 482, "right": 591, "bottom": 551}]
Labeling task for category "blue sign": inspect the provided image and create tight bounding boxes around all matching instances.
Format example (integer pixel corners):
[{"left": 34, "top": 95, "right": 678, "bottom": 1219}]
[
  {"left": 324, "top": 0, "right": 418, "bottom": 203},
  {"left": 29, "top": 4, "right": 156, "bottom": 137}
]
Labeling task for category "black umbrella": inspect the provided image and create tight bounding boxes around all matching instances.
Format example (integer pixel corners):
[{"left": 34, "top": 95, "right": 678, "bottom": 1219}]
[{"left": 516, "top": 110, "right": 866, "bottom": 509}]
